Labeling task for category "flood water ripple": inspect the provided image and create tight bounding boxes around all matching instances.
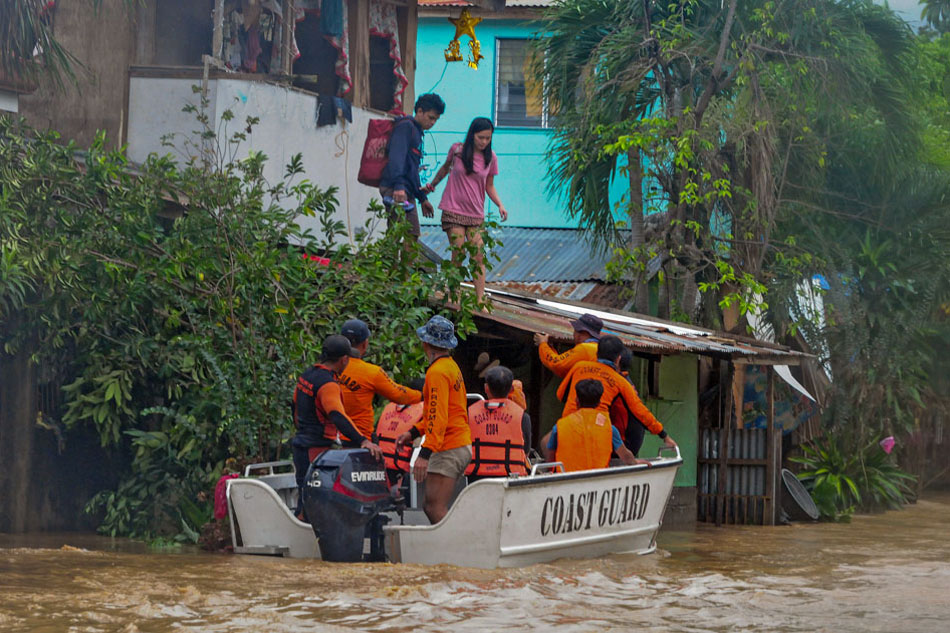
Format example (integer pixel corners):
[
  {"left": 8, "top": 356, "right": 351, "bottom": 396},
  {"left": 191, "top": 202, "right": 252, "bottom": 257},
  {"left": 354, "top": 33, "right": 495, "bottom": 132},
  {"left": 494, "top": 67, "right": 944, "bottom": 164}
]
[{"left": 2, "top": 492, "right": 949, "bottom": 632}]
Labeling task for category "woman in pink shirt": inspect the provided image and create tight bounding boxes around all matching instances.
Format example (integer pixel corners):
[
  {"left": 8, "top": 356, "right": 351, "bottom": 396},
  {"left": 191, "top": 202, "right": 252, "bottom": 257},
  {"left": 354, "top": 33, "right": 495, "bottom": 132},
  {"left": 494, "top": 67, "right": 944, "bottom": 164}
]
[{"left": 424, "top": 117, "right": 508, "bottom": 302}]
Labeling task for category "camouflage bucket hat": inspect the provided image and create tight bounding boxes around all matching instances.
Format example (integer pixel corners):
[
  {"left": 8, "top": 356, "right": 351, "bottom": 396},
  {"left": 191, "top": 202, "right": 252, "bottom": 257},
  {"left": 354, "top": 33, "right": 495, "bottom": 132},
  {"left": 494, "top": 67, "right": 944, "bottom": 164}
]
[{"left": 416, "top": 315, "right": 458, "bottom": 350}]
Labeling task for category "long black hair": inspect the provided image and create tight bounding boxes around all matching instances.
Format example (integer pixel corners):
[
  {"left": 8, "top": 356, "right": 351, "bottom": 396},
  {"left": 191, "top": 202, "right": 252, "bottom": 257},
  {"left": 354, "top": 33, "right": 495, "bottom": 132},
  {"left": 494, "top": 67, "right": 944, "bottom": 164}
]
[{"left": 460, "top": 117, "right": 494, "bottom": 175}]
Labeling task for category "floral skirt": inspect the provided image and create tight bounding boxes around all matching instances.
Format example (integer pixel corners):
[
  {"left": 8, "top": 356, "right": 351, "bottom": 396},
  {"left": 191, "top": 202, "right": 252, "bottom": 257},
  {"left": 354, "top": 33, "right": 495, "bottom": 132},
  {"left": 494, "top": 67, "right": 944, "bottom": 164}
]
[{"left": 440, "top": 209, "right": 483, "bottom": 231}]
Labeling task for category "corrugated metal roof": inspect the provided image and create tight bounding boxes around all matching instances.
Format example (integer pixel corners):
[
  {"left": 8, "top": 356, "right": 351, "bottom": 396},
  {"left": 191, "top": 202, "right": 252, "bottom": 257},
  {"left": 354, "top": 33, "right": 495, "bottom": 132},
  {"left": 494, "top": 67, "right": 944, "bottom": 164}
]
[
  {"left": 420, "top": 226, "right": 613, "bottom": 282},
  {"left": 491, "top": 280, "right": 633, "bottom": 310},
  {"left": 419, "top": 1, "right": 553, "bottom": 6},
  {"left": 477, "top": 286, "right": 812, "bottom": 364}
]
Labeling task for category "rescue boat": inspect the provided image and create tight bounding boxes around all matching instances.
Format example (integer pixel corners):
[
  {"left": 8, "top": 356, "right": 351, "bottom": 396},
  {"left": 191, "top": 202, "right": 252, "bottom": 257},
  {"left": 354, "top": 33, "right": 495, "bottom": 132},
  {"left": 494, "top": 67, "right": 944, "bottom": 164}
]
[{"left": 226, "top": 446, "right": 682, "bottom": 569}]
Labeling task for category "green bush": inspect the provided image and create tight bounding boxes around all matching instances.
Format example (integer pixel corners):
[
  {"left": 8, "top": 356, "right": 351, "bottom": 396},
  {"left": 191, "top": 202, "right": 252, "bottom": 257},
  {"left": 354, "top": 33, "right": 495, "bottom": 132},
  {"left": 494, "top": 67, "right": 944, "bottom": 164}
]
[
  {"left": 0, "top": 114, "right": 484, "bottom": 538},
  {"left": 790, "top": 434, "right": 916, "bottom": 522}
]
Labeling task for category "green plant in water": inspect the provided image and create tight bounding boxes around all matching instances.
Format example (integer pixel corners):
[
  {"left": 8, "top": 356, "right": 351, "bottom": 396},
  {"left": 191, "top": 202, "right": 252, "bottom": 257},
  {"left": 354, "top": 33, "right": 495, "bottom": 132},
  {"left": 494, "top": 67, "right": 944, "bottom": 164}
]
[{"left": 790, "top": 434, "right": 916, "bottom": 522}]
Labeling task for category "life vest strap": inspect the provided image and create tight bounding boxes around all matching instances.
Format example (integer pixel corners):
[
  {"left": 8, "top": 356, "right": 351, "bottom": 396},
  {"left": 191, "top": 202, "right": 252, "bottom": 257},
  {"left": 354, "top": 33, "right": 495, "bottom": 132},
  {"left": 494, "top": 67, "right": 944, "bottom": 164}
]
[{"left": 470, "top": 438, "right": 526, "bottom": 476}]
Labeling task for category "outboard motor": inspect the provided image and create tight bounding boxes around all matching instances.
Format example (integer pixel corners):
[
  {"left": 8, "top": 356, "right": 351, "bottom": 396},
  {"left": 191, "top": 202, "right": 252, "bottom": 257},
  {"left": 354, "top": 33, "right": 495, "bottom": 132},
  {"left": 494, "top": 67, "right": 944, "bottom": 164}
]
[{"left": 301, "top": 449, "right": 392, "bottom": 562}]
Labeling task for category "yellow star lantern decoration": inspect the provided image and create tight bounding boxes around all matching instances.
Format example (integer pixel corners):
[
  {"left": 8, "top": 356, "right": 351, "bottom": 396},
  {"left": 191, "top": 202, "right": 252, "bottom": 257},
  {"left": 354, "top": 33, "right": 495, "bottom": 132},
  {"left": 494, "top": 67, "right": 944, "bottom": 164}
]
[
  {"left": 444, "top": 8, "right": 484, "bottom": 69},
  {"left": 468, "top": 39, "right": 484, "bottom": 70},
  {"left": 444, "top": 38, "right": 462, "bottom": 63}
]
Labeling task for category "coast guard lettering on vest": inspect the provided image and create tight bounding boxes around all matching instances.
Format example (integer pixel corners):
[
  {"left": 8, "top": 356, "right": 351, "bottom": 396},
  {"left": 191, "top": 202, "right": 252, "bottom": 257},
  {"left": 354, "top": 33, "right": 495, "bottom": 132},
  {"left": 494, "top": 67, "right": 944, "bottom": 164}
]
[
  {"left": 539, "top": 483, "right": 650, "bottom": 536},
  {"left": 351, "top": 470, "right": 387, "bottom": 483}
]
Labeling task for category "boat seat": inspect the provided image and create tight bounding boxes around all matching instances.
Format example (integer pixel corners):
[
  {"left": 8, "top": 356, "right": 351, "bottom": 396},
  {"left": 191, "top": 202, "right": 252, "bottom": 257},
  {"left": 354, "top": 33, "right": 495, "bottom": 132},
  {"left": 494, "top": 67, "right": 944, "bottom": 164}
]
[
  {"left": 244, "top": 461, "right": 298, "bottom": 511},
  {"left": 227, "top": 478, "right": 319, "bottom": 558}
]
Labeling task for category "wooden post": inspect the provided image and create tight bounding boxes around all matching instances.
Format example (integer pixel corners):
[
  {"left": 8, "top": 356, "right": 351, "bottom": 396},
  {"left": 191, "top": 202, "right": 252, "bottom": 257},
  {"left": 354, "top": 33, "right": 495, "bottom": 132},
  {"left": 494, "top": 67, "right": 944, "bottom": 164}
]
[
  {"left": 400, "top": 0, "right": 418, "bottom": 113},
  {"left": 348, "top": 0, "right": 370, "bottom": 108},
  {"left": 282, "top": 0, "right": 296, "bottom": 75},
  {"left": 134, "top": 0, "right": 157, "bottom": 65},
  {"left": 212, "top": 0, "right": 225, "bottom": 60},
  {"left": 716, "top": 360, "right": 734, "bottom": 526},
  {"left": 765, "top": 366, "right": 781, "bottom": 525},
  {"left": 0, "top": 339, "right": 37, "bottom": 532}
]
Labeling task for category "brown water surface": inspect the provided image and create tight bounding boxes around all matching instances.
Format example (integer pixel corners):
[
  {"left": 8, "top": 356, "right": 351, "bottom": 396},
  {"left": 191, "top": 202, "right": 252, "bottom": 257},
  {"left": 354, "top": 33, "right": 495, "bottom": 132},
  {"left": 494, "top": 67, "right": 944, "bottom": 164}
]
[{"left": 3, "top": 492, "right": 949, "bottom": 632}]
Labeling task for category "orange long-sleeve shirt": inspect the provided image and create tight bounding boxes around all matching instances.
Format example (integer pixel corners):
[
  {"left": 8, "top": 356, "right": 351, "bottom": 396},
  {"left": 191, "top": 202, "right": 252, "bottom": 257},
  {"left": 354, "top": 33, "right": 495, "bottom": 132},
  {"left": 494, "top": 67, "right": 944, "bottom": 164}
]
[
  {"left": 538, "top": 341, "right": 598, "bottom": 378},
  {"left": 336, "top": 357, "right": 422, "bottom": 437},
  {"left": 415, "top": 356, "right": 471, "bottom": 457},
  {"left": 557, "top": 360, "right": 665, "bottom": 436}
]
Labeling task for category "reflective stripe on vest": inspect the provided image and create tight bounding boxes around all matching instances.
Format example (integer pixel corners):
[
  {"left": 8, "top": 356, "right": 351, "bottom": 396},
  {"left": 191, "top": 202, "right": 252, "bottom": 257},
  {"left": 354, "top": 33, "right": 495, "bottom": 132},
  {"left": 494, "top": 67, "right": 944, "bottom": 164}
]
[
  {"left": 555, "top": 409, "right": 613, "bottom": 473},
  {"left": 465, "top": 399, "right": 528, "bottom": 477},
  {"left": 376, "top": 402, "right": 424, "bottom": 472}
]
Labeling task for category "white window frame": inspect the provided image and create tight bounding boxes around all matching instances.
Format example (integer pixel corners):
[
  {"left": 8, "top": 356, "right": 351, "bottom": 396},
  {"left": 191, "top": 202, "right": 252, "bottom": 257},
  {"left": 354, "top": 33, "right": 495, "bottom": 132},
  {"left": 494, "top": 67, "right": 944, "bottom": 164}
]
[{"left": 493, "top": 37, "right": 553, "bottom": 129}]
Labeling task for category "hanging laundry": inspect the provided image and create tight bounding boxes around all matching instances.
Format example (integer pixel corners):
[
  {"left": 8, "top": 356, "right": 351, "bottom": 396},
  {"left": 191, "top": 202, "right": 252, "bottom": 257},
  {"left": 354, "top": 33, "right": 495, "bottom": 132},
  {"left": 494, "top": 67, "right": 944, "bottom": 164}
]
[
  {"left": 334, "top": 96, "right": 352, "bottom": 122},
  {"left": 321, "top": 0, "right": 344, "bottom": 37},
  {"left": 316, "top": 94, "right": 337, "bottom": 127},
  {"left": 244, "top": 24, "right": 263, "bottom": 72},
  {"left": 315, "top": 94, "right": 353, "bottom": 127}
]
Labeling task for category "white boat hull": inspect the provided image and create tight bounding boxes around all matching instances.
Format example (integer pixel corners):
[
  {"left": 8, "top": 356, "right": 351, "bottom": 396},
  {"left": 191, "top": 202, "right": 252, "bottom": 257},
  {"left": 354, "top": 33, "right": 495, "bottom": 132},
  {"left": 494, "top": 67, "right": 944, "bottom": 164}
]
[
  {"left": 385, "top": 457, "right": 679, "bottom": 568},
  {"left": 226, "top": 478, "right": 320, "bottom": 559},
  {"left": 227, "top": 453, "right": 681, "bottom": 568}
]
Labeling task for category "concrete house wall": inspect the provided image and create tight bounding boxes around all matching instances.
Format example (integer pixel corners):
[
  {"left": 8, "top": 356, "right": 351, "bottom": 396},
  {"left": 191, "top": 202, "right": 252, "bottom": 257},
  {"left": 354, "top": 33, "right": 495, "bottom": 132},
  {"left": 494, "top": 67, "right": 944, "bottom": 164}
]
[{"left": 126, "top": 74, "right": 385, "bottom": 241}]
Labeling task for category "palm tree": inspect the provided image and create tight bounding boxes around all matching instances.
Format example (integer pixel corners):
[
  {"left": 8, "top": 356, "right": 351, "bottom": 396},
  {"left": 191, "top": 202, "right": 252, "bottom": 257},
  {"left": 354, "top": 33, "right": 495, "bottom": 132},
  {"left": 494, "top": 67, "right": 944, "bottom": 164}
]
[
  {"left": 1, "top": 0, "right": 132, "bottom": 87},
  {"left": 1, "top": 0, "right": 78, "bottom": 86},
  {"left": 535, "top": 0, "right": 921, "bottom": 326},
  {"left": 921, "top": 0, "right": 950, "bottom": 32}
]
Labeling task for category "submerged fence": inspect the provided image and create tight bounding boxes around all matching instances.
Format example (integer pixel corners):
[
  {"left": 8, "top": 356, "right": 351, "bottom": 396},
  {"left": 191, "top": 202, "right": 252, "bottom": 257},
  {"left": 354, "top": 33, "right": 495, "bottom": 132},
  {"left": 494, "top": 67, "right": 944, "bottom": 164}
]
[{"left": 697, "top": 426, "right": 782, "bottom": 525}]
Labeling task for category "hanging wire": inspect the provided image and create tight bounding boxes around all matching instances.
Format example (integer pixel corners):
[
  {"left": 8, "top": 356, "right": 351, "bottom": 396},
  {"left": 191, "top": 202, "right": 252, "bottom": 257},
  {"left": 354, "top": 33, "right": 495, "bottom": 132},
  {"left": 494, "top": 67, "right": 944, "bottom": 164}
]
[
  {"left": 425, "top": 60, "right": 450, "bottom": 95},
  {"left": 418, "top": 62, "right": 450, "bottom": 186}
]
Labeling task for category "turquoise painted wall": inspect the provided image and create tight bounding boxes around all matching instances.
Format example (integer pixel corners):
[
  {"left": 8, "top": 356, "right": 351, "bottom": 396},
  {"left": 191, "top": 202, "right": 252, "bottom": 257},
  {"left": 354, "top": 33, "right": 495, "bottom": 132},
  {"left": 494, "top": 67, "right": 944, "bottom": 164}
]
[
  {"left": 416, "top": 18, "right": 574, "bottom": 228},
  {"left": 415, "top": 17, "right": 665, "bottom": 230}
]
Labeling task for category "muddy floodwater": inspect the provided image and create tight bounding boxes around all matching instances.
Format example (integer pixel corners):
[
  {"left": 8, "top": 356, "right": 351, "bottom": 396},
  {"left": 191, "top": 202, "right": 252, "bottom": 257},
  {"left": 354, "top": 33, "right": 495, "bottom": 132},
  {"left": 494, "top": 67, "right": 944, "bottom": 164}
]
[{"left": 2, "top": 492, "right": 949, "bottom": 633}]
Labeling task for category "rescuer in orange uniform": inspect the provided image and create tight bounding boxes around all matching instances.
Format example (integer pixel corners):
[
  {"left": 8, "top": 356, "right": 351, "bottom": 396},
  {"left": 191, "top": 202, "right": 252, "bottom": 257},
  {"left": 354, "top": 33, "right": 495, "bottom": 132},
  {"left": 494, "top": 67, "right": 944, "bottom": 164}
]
[
  {"left": 336, "top": 318, "right": 423, "bottom": 439},
  {"left": 466, "top": 365, "right": 532, "bottom": 481},
  {"left": 533, "top": 312, "right": 603, "bottom": 378},
  {"left": 374, "top": 378, "right": 425, "bottom": 486},
  {"left": 542, "top": 379, "right": 642, "bottom": 472},
  {"left": 291, "top": 335, "right": 384, "bottom": 519},
  {"left": 557, "top": 335, "right": 677, "bottom": 454},
  {"left": 395, "top": 315, "right": 472, "bottom": 524}
]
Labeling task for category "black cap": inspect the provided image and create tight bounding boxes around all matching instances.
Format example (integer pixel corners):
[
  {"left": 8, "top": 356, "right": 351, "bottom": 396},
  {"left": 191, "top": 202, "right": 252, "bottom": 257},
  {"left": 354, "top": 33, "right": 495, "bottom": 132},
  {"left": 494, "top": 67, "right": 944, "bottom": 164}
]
[
  {"left": 569, "top": 313, "right": 604, "bottom": 338},
  {"left": 340, "top": 318, "right": 371, "bottom": 345},
  {"left": 321, "top": 335, "right": 353, "bottom": 361}
]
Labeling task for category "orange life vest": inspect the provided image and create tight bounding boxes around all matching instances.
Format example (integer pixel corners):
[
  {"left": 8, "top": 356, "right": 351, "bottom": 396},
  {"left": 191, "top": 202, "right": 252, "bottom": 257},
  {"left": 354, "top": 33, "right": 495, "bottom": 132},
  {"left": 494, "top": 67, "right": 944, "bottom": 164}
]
[
  {"left": 555, "top": 409, "right": 614, "bottom": 473},
  {"left": 375, "top": 402, "right": 424, "bottom": 472},
  {"left": 465, "top": 399, "right": 528, "bottom": 477}
]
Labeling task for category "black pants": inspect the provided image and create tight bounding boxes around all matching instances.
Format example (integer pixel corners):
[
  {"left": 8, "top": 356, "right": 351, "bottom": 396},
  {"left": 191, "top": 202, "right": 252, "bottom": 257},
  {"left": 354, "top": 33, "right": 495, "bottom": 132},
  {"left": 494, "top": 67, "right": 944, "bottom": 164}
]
[
  {"left": 625, "top": 422, "right": 646, "bottom": 456},
  {"left": 292, "top": 444, "right": 330, "bottom": 520}
]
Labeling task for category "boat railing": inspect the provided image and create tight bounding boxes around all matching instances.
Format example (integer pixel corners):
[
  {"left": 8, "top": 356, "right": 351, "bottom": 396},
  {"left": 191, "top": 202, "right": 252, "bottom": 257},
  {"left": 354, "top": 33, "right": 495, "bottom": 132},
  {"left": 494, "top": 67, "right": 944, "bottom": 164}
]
[
  {"left": 244, "top": 460, "right": 295, "bottom": 478},
  {"left": 529, "top": 461, "right": 565, "bottom": 476},
  {"left": 656, "top": 445, "right": 682, "bottom": 461}
]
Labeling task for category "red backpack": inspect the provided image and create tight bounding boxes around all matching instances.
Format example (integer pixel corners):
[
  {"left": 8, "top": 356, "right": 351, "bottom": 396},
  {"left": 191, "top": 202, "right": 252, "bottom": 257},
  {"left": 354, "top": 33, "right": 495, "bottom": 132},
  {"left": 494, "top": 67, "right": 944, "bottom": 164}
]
[{"left": 358, "top": 117, "right": 411, "bottom": 187}]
